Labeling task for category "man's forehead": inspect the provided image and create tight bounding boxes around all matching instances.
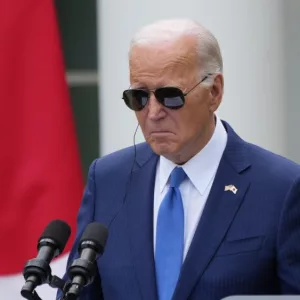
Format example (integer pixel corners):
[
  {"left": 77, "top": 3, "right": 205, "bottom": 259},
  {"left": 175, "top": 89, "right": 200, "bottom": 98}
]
[
  {"left": 129, "top": 64, "right": 195, "bottom": 90},
  {"left": 130, "top": 48, "right": 198, "bottom": 75},
  {"left": 130, "top": 35, "right": 198, "bottom": 62}
]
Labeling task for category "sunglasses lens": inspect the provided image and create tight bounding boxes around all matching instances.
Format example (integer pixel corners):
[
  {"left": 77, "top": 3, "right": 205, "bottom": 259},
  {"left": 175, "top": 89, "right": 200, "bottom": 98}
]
[
  {"left": 123, "top": 87, "right": 185, "bottom": 111},
  {"left": 123, "top": 89, "right": 149, "bottom": 111},
  {"left": 156, "top": 87, "right": 184, "bottom": 109}
]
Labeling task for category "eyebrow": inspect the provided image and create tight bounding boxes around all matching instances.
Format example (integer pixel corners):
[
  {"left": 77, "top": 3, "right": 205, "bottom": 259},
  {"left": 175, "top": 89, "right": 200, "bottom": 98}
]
[
  {"left": 129, "top": 85, "right": 147, "bottom": 90},
  {"left": 130, "top": 82, "right": 183, "bottom": 90},
  {"left": 161, "top": 83, "right": 182, "bottom": 88}
]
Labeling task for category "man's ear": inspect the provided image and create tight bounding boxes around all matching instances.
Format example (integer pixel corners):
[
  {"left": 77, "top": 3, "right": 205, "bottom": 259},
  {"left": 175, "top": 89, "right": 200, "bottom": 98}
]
[{"left": 209, "top": 74, "right": 224, "bottom": 112}]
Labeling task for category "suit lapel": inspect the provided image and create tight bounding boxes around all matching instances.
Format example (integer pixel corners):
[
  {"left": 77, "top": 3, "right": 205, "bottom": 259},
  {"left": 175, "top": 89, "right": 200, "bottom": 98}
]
[
  {"left": 126, "top": 146, "right": 159, "bottom": 300},
  {"left": 173, "top": 121, "right": 252, "bottom": 300}
]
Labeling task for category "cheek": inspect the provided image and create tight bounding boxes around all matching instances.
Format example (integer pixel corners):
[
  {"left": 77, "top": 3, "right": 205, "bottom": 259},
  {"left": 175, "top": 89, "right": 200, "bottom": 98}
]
[
  {"left": 177, "top": 104, "right": 208, "bottom": 137},
  {"left": 135, "top": 111, "right": 144, "bottom": 124},
  {"left": 135, "top": 111, "right": 148, "bottom": 132}
]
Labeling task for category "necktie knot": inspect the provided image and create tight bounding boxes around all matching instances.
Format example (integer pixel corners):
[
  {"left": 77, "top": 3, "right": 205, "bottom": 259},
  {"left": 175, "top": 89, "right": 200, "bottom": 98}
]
[{"left": 169, "top": 167, "right": 186, "bottom": 188}]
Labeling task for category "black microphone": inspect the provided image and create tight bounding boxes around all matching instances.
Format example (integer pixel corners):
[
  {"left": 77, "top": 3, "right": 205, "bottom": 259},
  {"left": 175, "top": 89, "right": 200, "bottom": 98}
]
[
  {"left": 21, "top": 220, "right": 71, "bottom": 298},
  {"left": 65, "top": 222, "right": 108, "bottom": 300}
]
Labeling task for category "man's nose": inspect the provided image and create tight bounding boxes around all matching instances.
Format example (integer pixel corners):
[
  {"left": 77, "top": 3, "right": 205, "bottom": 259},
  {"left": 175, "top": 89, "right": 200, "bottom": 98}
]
[{"left": 147, "top": 93, "right": 164, "bottom": 120}]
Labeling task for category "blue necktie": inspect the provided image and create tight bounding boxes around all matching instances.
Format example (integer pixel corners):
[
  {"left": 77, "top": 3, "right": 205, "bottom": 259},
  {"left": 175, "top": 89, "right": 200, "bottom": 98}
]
[{"left": 155, "top": 167, "right": 186, "bottom": 300}]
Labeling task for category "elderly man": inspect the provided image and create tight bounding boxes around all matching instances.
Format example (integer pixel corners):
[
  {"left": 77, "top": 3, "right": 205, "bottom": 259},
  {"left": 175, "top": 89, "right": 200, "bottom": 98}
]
[{"left": 58, "top": 19, "right": 300, "bottom": 300}]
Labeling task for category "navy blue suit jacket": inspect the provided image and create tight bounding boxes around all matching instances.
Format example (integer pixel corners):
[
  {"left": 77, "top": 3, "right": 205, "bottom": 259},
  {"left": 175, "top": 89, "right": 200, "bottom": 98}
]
[{"left": 58, "top": 121, "right": 300, "bottom": 299}]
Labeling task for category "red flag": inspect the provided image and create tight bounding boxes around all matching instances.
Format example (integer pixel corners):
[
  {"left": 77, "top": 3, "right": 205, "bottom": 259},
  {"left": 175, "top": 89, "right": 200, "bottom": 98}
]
[{"left": 0, "top": 0, "right": 83, "bottom": 293}]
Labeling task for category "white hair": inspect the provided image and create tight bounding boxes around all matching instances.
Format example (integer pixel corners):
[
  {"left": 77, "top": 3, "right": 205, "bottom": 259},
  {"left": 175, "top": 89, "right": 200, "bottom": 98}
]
[{"left": 129, "top": 19, "right": 223, "bottom": 86}]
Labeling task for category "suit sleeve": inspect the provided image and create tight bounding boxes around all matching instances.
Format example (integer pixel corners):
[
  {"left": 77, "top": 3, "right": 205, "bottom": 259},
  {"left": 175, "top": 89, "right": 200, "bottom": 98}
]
[
  {"left": 56, "top": 159, "right": 104, "bottom": 300},
  {"left": 277, "top": 176, "right": 300, "bottom": 294}
]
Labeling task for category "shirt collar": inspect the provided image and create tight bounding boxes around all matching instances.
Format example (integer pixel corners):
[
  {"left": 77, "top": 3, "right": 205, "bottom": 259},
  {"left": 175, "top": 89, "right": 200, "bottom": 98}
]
[{"left": 159, "top": 116, "right": 228, "bottom": 195}]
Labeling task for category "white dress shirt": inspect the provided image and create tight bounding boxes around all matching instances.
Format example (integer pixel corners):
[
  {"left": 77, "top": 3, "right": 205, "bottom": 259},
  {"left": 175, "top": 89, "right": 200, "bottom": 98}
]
[{"left": 153, "top": 116, "right": 228, "bottom": 260}]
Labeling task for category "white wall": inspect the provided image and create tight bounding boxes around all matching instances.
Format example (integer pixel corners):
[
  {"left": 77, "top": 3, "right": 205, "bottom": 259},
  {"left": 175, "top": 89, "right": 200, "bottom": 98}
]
[
  {"left": 97, "top": 0, "right": 294, "bottom": 158},
  {"left": 284, "top": 0, "right": 300, "bottom": 163}
]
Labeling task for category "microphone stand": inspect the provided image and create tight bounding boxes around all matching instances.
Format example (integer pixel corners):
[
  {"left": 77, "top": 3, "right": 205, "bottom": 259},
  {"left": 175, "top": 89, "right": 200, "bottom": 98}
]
[
  {"left": 20, "top": 284, "right": 42, "bottom": 300},
  {"left": 21, "top": 270, "right": 71, "bottom": 300},
  {"left": 59, "top": 274, "right": 95, "bottom": 300},
  {"left": 20, "top": 263, "right": 86, "bottom": 300}
]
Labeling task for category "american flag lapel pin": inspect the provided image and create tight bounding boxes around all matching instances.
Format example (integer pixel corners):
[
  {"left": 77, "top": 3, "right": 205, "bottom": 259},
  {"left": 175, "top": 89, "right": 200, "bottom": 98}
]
[{"left": 224, "top": 184, "right": 238, "bottom": 194}]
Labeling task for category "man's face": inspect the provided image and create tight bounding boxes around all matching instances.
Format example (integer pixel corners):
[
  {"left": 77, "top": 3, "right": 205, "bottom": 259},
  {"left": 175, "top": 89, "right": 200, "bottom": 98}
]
[{"left": 129, "top": 36, "right": 223, "bottom": 163}]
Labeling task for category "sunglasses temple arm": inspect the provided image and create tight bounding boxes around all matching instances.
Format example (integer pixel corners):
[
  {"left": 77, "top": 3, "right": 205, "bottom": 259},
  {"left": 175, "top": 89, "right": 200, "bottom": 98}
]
[{"left": 183, "top": 75, "right": 209, "bottom": 96}]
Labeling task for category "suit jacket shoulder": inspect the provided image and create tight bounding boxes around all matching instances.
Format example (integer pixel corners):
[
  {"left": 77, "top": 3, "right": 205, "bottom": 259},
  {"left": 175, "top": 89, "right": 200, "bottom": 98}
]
[
  {"left": 221, "top": 120, "right": 300, "bottom": 193},
  {"left": 93, "top": 142, "right": 155, "bottom": 179},
  {"left": 243, "top": 141, "right": 300, "bottom": 197}
]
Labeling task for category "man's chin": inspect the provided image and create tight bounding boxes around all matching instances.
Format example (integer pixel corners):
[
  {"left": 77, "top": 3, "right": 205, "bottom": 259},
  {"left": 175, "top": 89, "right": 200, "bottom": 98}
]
[{"left": 148, "top": 141, "right": 178, "bottom": 156}]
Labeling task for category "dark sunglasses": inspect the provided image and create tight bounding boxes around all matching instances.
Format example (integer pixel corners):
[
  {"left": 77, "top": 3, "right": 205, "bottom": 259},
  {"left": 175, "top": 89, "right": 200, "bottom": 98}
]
[{"left": 122, "top": 74, "right": 212, "bottom": 111}]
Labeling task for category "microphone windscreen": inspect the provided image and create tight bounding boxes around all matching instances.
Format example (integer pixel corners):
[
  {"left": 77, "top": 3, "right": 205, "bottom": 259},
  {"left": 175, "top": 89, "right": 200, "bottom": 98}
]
[
  {"left": 79, "top": 222, "right": 108, "bottom": 255},
  {"left": 39, "top": 219, "right": 71, "bottom": 253}
]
